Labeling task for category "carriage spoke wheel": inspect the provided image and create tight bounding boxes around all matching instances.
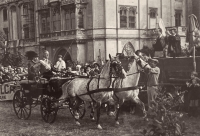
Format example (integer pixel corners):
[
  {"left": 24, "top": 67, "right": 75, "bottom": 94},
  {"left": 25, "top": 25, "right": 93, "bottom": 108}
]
[
  {"left": 69, "top": 101, "right": 86, "bottom": 119},
  {"left": 13, "top": 90, "right": 31, "bottom": 120},
  {"left": 40, "top": 97, "right": 58, "bottom": 123}
]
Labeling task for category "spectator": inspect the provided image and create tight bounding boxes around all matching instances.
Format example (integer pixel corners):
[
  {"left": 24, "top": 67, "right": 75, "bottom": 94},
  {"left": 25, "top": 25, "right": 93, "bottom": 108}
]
[
  {"left": 64, "top": 67, "right": 75, "bottom": 77},
  {"left": 80, "top": 66, "right": 87, "bottom": 76},
  {"left": 153, "top": 29, "right": 166, "bottom": 57},
  {"left": 168, "top": 28, "right": 181, "bottom": 57},
  {"left": 186, "top": 71, "right": 200, "bottom": 117},
  {"left": 92, "top": 62, "right": 100, "bottom": 75},
  {"left": 75, "top": 65, "right": 82, "bottom": 75}
]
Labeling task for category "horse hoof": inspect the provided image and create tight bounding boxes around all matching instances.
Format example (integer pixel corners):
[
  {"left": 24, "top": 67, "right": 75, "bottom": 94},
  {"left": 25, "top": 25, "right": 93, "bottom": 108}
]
[
  {"left": 97, "top": 124, "right": 103, "bottom": 129},
  {"left": 115, "top": 121, "right": 120, "bottom": 125},
  {"left": 75, "top": 121, "right": 81, "bottom": 126}
]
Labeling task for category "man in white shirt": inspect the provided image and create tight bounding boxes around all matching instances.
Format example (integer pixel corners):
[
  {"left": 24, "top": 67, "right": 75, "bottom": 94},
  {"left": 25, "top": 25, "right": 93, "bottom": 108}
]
[
  {"left": 54, "top": 55, "right": 66, "bottom": 72},
  {"left": 40, "top": 50, "right": 53, "bottom": 80}
]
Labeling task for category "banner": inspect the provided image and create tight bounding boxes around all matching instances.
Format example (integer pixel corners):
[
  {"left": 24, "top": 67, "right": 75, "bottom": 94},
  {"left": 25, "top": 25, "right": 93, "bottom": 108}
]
[{"left": 0, "top": 82, "right": 20, "bottom": 101}]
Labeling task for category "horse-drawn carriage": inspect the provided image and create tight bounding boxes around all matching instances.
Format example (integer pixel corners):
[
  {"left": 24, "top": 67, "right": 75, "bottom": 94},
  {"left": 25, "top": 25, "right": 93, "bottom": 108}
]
[{"left": 12, "top": 77, "right": 86, "bottom": 123}]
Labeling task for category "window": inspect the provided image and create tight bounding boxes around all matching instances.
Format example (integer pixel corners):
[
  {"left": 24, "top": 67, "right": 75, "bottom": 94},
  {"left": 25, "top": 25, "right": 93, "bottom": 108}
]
[
  {"left": 149, "top": 8, "right": 157, "bottom": 18},
  {"left": 3, "top": 9, "right": 7, "bottom": 21},
  {"left": 120, "top": 6, "right": 136, "bottom": 28},
  {"left": 3, "top": 28, "right": 8, "bottom": 40},
  {"left": 52, "top": 6, "right": 61, "bottom": 31},
  {"left": 41, "top": 10, "right": 50, "bottom": 33},
  {"left": 22, "top": 2, "right": 35, "bottom": 39},
  {"left": 23, "top": 4, "right": 28, "bottom": 16},
  {"left": 23, "top": 24, "right": 29, "bottom": 39},
  {"left": 64, "top": 8, "right": 75, "bottom": 30},
  {"left": 175, "top": 10, "right": 182, "bottom": 26}
]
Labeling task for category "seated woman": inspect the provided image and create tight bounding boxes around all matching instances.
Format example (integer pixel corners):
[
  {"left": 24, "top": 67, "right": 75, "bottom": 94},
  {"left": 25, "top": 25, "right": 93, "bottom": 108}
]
[{"left": 26, "top": 51, "right": 40, "bottom": 81}]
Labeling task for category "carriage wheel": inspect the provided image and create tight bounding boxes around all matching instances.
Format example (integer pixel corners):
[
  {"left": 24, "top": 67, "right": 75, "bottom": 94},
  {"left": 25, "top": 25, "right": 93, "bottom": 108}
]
[
  {"left": 69, "top": 101, "right": 86, "bottom": 119},
  {"left": 13, "top": 90, "right": 31, "bottom": 120},
  {"left": 40, "top": 97, "right": 58, "bottom": 123}
]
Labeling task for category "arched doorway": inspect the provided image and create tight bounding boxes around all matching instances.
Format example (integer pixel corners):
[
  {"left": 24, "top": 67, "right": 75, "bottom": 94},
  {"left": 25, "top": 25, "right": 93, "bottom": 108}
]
[
  {"left": 122, "top": 42, "right": 135, "bottom": 56},
  {"left": 54, "top": 48, "right": 72, "bottom": 64}
]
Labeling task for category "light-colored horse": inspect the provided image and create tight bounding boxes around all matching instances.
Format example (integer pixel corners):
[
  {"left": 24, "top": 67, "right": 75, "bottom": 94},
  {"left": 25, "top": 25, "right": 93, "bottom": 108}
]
[
  {"left": 112, "top": 53, "right": 151, "bottom": 125},
  {"left": 59, "top": 55, "right": 126, "bottom": 129}
]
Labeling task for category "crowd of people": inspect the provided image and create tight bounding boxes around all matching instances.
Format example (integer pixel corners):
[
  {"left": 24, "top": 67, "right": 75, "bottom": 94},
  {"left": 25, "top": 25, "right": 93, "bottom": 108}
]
[
  {"left": 153, "top": 28, "right": 182, "bottom": 58},
  {"left": 0, "top": 65, "right": 28, "bottom": 83}
]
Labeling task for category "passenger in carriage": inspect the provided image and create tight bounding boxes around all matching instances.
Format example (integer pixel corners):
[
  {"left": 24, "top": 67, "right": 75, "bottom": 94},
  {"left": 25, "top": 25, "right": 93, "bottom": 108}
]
[
  {"left": 27, "top": 52, "right": 40, "bottom": 80},
  {"left": 54, "top": 55, "right": 66, "bottom": 72},
  {"left": 85, "top": 65, "right": 96, "bottom": 77},
  {"left": 75, "top": 65, "right": 81, "bottom": 76},
  {"left": 39, "top": 50, "right": 54, "bottom": 80},
  {"left": 64, "top": 66, "right": 75, "bottom": 77},
  {"left": 186, "top": 71, "right": 200, "bottom": 117}
]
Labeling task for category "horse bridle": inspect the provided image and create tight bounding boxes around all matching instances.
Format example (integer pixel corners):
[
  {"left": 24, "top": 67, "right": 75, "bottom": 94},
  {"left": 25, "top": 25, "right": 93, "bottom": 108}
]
[{"left": 126, "top": 58, "right": 149, "bottom": 76}]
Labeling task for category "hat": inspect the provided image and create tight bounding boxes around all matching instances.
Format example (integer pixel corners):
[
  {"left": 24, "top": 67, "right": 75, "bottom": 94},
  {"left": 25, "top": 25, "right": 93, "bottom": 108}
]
[
  {"left": 148, "top": 58, "right": 159, "bottom": 64},
  {"left": 93, "top": 62, "right": 100, "bottom": 67},
  {"left": 171, "top": 27, "right": 177, "bottom": 31},
  {"left": 58, "top": 55, "right": 62, "bottom": 58},
  {"left": 25, "top": 51, "right": 38, "bottom": 60}
]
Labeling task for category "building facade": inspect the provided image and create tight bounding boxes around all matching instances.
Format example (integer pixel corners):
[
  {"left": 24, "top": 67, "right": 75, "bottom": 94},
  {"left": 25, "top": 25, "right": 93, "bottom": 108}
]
[{"left": 0, "top": 0, "right": 190, "bottom": 64}]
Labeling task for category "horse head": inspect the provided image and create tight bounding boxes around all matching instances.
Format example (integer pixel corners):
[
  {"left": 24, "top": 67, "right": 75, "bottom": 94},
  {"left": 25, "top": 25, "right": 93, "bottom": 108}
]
[
  {"left": 132, "top": 53, "right": 151, "bottom": 72},
  {"left": 109, "top": 54, "right": 126, "bottom": 79}
]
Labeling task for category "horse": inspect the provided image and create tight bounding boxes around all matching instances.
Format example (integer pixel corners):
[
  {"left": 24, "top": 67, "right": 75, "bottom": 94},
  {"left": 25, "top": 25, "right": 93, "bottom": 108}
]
[
  {"left": 112, "top": 53, "right": 151, "bottom": 125},
  {"left": 58, "top": 54, "right": 126, "bottom": 129}
]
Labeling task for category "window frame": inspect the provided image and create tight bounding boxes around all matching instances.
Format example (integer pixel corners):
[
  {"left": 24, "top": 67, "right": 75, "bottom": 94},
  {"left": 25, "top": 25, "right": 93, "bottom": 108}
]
[
  {"left": 40, "top": 10, "right": 50, "bottom": 34},
  {"left": 149, "top": 8, "right": 158, "bottom": 19},
  {"left": 64, "top": 7, "right": 75, "bottom": 30},
  {"left": 3, "top": 8, "right": 7, "bottom": 21},
  {"left": 119, "top": 6, "right": 137, "bottom": 29},
  {"left": 51, "top": 6, "right": 61, "bottom": 32},
  {"left": 175, "top": 10, "right": 182, "bottom": 27}
]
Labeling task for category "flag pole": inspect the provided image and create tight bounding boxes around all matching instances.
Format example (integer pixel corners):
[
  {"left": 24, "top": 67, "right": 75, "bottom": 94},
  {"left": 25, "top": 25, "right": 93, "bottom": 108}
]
[{"left": 193, "top": 41, "right": 196, "bottom": 72}]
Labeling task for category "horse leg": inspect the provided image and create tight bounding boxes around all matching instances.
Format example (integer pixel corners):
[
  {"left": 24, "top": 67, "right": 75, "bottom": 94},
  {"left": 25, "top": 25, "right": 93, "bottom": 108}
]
[
  {"left": 96, "top": 102, "right": 102, "bottom": 129},
  {"left": 115, "top": 100, "right": 124, "bottom": 125},
  {"left": 132, "top": 97, "right": 147, "bottom": 118},
  {"left": 69, "top": 97, "right": 81, "bottom": 126},
  {"left": 90, "top": 102, "right": 95, "bottom": 121}
]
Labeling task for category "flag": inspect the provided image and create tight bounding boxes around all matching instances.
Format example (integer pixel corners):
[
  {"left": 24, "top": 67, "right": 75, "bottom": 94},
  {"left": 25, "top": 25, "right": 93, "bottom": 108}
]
[{"left": 158, "top": 18, "right": 166, "bottom": 37}]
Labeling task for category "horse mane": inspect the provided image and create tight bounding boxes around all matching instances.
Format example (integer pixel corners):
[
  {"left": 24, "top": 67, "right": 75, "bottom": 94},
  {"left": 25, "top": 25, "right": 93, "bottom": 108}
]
[
  {"left": 127, "top": 59, "right": 138, "bottom": 74},
  {"left": 100, "top": 60, "right": 110, "bottom": 78}
]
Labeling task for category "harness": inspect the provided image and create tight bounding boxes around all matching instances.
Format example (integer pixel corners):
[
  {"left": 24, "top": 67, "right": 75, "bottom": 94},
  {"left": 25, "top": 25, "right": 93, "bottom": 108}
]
[{"left": 112, "top": 58, "right": 150, "bottom": 99}]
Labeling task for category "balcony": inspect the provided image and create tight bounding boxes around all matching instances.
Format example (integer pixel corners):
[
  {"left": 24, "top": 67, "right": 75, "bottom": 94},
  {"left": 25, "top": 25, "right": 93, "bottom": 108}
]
[
  {"left": 39, "top": 29, "right": 87, "bottom": 42},
  {"left": 48, "top": 0, "right": 61, "bottom": 7},
  {"left": 0, "top": 0, "right": 18, "bottom": 5}
]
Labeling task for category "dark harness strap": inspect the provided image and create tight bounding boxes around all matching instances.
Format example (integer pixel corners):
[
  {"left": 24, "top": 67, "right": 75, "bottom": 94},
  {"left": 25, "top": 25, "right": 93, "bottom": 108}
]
[
  {"left": 87, "top": 77, "right": 96, "bottom": 102},
  {"left": 112, "top": 78, "right": 120, "bottom": 101}
]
